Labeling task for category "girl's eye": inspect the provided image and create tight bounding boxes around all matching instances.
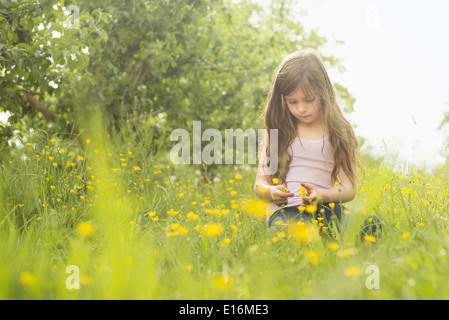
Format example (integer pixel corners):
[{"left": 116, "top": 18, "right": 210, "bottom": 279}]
[{"left": 306, "top": 97, "right": 315, "bottom": 103}]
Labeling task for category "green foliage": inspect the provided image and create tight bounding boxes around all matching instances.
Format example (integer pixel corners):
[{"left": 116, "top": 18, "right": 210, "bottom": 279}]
[{"left": 1, "top": 0, "right": 352, "bottom": 166}]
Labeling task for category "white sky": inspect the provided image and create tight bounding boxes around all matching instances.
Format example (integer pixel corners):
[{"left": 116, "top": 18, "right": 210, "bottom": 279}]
[{"left": 293, "top": 0, "right": 449, "bottom": 171}]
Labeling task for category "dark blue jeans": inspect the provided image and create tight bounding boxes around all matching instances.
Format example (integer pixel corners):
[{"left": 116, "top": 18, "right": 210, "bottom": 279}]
[{"left": 268, "top": 203, "right": 382, "bottom": 238}]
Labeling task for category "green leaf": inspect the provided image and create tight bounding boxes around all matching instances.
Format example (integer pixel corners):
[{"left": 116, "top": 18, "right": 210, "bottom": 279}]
[{"left": 1, "top": 0, "right": 11, "bottom": 9}]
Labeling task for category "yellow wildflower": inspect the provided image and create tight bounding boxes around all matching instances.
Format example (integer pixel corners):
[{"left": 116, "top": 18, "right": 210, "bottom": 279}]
[
  {"left": 76, "top": 221, "right": 95, "bottom": 237},
  {"left": 20, "top": 272, "right": 37, "bottom": 286},
  {"left": 202, "top": 223, "right": 223, "bottom": 238}
]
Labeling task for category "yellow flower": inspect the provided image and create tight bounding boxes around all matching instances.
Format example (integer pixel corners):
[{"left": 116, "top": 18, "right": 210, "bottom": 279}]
[
  {"left": 212, "top": 274, "right": 233, "bottom": 289},
  {"left": 337, "top": 248, "right": 358, "bottom": 258},
  {"left": 305, "top": 203, "right": 317, "bottom": 214},
  {"left": 329, "top": 202, "right": 335, "bottom": 209},
  {"left": 76, "top": 221, "right": 95, "bottom": 237},
  {"left": 299, "top": 187, "right": 306, "bottom": 198},
  {"left": 20, "top": 272, "right": 37, "bottom": 286},
  {"left": 230, "top": 190, "right": 237, "bottom": 196},
  {"left": 259, "top": 187, "right": 268, "bottom": 194},
  {"left": 167, "top": 208, "right": 179, "bottom": 215},
  {"left": 438, "top": 164, "right": 444, "bottom": 170},
  {"left": 248, "top": 244, "right": 259, "bottom": 252},
  {"left": 81, "top": 276, "right": 92, "bottom": 285},
  {"left": 344, "top": 266, "right": 362, "bottom": 278},
  {"left": 50, "top": 138, "right": 56, "bottom": 144},
  {"left": 364, "top": 235, "right": 376, "bottom": 243},
  {"left": 186, "top": 211, "right": 199, "bottom": 221},
  {"left": 288, "top": 221, "right": 320, "bottom": 244},
  {"left": 85, "top": 139, "right": 91, "bottom": 144},
  {"left": 329, "top": 243, "right": 339, "bottom": 251},
  {"left": 235, "top": 174, "right": 242, "bottom": 180},
  {"left": 202, "top": 223, "right": 223, "bottom": 238},
  {"left": 223, "top": 238, "right": 231, "bottom": 245},
  {"left": 26, "top": 142, "right": 32, "bottom": 147},
  {"left": 401, "top": 232, "right": 411, "bottom": 239},
  {"left": 240, "top": 198, "right": 269, "bottom": 218},
  {"left": 272, "top": 178, "right": 279, "bottom": 184},
  {"left": 302, "top": 249, "right": 320, "bottom": 266},
  {"left": 170, "top": 222, "right": 180, "bottom": 230}
]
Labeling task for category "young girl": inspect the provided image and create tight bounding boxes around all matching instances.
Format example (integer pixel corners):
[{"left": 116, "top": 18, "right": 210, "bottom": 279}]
[{"left": 254, "top": 48, "right": 381, "bottom": 236}]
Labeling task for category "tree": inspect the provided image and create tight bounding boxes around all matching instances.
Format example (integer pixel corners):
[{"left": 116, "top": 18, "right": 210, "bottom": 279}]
[{"left": 1, "top": 0, "right": 355, "bottom": 177}]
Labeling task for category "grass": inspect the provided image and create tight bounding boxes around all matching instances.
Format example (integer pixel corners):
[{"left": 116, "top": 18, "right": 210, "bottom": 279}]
[{"left": 1, "top": 119, "right": 449, "bottom": 300}]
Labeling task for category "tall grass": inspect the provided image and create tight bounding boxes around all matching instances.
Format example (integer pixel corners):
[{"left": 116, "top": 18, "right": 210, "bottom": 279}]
[{"left": 1, "top": 113, "right": 449, "bottom": 299}]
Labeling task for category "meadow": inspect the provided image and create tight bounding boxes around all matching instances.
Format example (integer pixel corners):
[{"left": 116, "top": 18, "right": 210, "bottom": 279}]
[{"left": 1, "top": 117, "right": 449, "bottom": 301}]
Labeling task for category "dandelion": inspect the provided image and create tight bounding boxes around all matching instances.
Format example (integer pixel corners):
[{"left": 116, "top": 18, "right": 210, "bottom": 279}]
[
  {"left": 230, "top": 190, "right": 237, "bottom": 196},
  {"left": 20, "top": 272, "right": 37, "bottom": 286},
  {"left": 26, "top": 142, "right": 32, "bottom": 147},
  {"left": 223, "top": 238, "right": 231, "bottom": 245},
  {"left": 259, "top": 187, "right": 268, "bottom": 194},
  {"left": 85, "top": 139, "right": 91, "bottom": 144},
  {"left": 50, "top": 138, "right": 57, "bottom": 144},
  {"left": 272, "top": 178, "right": 278, "bottom": 184},
  {"left": 299, "top": 187, "right": 306, "bottom": 198},
  {"left": 329, "top": 243, "right": 339, "bottom": 251},
  {"left": 235, "top": 174, "right": 242, "bottom": 180},
  {"left": 202, "top": 223, "right": 223, "bottom": 238}
]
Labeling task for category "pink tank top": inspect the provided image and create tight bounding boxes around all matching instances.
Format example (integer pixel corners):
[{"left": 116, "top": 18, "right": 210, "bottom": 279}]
[{"left": 261, "top": 136, "right": 335, "bottom": 215}]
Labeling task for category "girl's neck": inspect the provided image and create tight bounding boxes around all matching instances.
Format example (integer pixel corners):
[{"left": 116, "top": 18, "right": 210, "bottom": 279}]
[{"left": 296, "top": 121, "right": 328, "bottom": 140}]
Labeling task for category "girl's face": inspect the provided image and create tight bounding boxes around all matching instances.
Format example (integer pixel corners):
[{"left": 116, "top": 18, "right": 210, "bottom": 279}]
[{"left": 284, "top": 85, "right": 322, "bottom": 127}]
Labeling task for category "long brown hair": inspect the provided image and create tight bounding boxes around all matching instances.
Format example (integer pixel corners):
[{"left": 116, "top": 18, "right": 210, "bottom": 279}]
[{"left": 260, "top": 48, "right": 360, "bottom": 187}]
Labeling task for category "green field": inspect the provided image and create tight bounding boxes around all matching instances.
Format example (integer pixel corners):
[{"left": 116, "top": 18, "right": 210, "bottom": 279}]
[{"left": 1, "top": 121, "right": 449, "bottom": 300}]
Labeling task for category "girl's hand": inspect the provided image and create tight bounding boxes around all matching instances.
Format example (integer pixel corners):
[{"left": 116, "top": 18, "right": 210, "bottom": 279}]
[
  {"left": 270, "top": 186, "right": 294, "bottom": 207},
  {"left": 301, "top": 183, "right": 322, "bottom": 205}
]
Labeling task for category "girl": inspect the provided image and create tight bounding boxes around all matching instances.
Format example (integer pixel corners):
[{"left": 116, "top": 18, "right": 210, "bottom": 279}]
[{"left": 254, "top": 48, "right": 381, "bottom": 236}]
